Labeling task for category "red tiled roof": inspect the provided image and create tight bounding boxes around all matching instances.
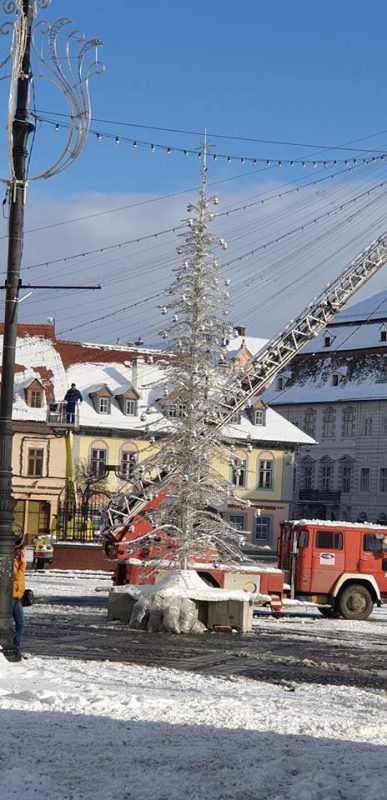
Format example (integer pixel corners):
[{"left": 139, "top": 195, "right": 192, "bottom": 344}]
[
  {"left": 0, "top": 323, "right": 55, "bottom": 339},
  {"left": 56, "top": 339, "right": 172, "bottom": 368}
]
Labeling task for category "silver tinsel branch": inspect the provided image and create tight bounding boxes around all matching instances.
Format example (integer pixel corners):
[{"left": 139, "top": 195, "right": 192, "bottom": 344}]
[{"left": 142, "top": 160, "right": 247, "bottom": 569}]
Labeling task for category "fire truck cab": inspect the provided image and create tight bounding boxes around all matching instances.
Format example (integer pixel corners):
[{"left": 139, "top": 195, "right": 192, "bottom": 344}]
[{"left": 278, "top": 519, "right": 387, "bottom": 619}]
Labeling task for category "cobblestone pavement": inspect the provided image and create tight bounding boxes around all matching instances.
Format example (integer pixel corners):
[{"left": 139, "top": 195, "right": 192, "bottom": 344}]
[{"left": 24, "top": 594, "right": 387, "bottom": 691}]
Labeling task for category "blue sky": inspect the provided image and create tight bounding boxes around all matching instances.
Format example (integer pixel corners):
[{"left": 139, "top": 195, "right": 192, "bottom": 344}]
[
  {"left": 17, "top": 0, "right": 387, "bottom": 196},
  {"left": 2, "top": 0, "right": 387, "bottom": 342}
]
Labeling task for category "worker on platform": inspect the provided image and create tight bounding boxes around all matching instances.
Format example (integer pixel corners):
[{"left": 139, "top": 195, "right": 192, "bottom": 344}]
[{"left": 64, "top": 383, "right": 83, "bottom": 424}]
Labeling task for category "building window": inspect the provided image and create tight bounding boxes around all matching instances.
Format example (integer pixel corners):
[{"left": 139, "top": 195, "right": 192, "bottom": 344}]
[
  {"left": 379, "top": 468, "right": 387, "bottom": 492},
  {"left": 98, "top": 397, "right": 111, "bottom": 414},
  {"left": 29, "top": 390, "right": 43, "bottom": 408},
  {"left": 254, "top": 408, "right": 265, "bottom": 426},
  {"left": 276, "top": 377, "right": 284, "bottom": 391},
  {"left": 166, "top": 403, "right": 186, "bottom": 418},
  {"left": 228, "top": 514, "right": 246, "bottom": 531},
  {"left": 27, "top": 448, "right": 44, "bottom": 477},
  {"left": 341, "top": 464, "right": 352, "bottom": 494},
  {"left": 380, "top": 329, "right": 387, "bottom": 342},
  {"left": 230, "top": 410, "right": 242, "bottom": 424},
  {"left": 231, "top": 458, "right": 247, "bottom": 488},
  {"left": 254, "top": 515, "right": 273, "bottom": 546},
  {"left": 363, "top": 417, "right": 373, "bottom": 436},
  {"left": 90, "top": 448, "right": 107, "bottom": 479},
  {"left": 322, "top": 407, "right": 335, "bottom": 438},
  {"left": 342, "top": 407, "right": 355, "bottom": 437},
  {"left": 303, "top": 408, "right": 316, "bottom": 437},
  {"left": 324, "top": 335, "right": 332, "bottom": 347},
  {"left": 301, "top": 458, "right": 314, "bottom": 490},
  {"left": 320, "top": 459, "right": 333, "bottom": 491},
  {"left": 257, "top": 457, "right": 273, "bottom": 490},
  {"left": 125, "top": 399, "right": 137, "bottom": 416},
  {"left": 120, "top": 451, "right": 137, "bottom": 480},
  {"left": 360, "top": 467, "right": 370, "bottom": 492},
  {"left": 332, "top": 374, "right": 340, "bottom": 387}
]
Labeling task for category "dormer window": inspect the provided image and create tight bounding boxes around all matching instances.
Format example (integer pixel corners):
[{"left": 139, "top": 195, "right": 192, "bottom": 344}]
[
  {"left": 115, "top": 386, "right": 139, "bottom": 416},
  {"left": 125, "top": 398, "right": 137, "bottom": 416},
  {"left": 89, "top": 385, "right": 113, "bottom": 415},
  {"left": 25, "top": 379, "right": 45, "bottom": 408},
  {"left": 323, "top": 331, "right": 334, "bottom": 348},
  {"left": 380, "top": 326, "right": 387, "bottom": 342},
  {"left": 276, "top": 376, "right": 285, "bottom": 391},
  {"left": 30, "top": 390, "right": 43, "bottom": 408},
  {"left": 332, "top": 373, "right": 340, "bottom": 387},
  {"left": 98, "top": 397, "right": 111, "bottom": 414},
  {"left": 254, "top": 408, "right": 265, "bottom": 426}
]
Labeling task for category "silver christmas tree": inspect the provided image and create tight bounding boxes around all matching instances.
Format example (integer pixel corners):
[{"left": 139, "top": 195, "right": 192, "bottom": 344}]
[{"left": 150, "top": 153, "right": 247, "bottom": 569}]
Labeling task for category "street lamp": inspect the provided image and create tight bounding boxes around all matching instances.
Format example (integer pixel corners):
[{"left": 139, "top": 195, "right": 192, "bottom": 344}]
[{"left": 0, "top": 0, "right": 103, "bottom": 660}]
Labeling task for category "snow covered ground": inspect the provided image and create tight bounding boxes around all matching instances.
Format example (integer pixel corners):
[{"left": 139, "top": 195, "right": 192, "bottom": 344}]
[{"left": 0, "top": 570, "right": 386, "bottom": 800}]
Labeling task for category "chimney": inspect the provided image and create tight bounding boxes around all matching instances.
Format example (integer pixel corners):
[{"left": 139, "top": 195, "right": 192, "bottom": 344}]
[
  {"left": 131, "top": 356, "right": 145, "bottom": 391},
  {"left": 234, "top": 325, "right": 246, "bottom": 337}
]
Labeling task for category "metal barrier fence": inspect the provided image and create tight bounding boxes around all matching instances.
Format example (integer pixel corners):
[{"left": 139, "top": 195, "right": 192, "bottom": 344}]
[{"left": 56, "top": 492, "right": 110, "bottom": 543}]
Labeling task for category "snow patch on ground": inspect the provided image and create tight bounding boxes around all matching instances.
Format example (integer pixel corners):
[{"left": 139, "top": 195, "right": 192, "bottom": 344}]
[
  {"left": 1, "top": 568, "right": 384, "bottom": 799},
  {"left": 0, "top": 653, "right": 386, "bottom": 800}
]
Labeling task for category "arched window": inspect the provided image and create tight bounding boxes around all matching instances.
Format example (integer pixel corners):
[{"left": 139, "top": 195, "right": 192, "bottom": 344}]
[
  {"left": 257, "top": 451, "right": 274, "bottom": 490},
  {"left": 230, "top": 449, "right": 247, "bottom": 488},
  {"left": 89, "top": 440, "right": 108, "bottom": 479},
  {"left": 303, "top": 408, "right": 316, "bottom": 437},
  {"left": 322, "top": 407, "right": 335, "bottom": 439},
  {"left": 119, "top": 443, "right": 139, "bottom": 480},
  {"left": 300, "top": 456, "right": 315, "bottom": 491},
  {"left": 319, "top": 456, "right": 334, "bottom": 491},
  {"left": 342, "top": 406, "right": 356, "bottom": 438},
  {"left": 338, "top": 456, "right": 353, "bottom": 494}
]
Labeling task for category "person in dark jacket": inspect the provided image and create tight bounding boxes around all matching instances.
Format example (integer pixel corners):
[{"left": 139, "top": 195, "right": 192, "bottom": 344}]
[{"left": 64, "top": 383, "right": 82, "bottom": 423}]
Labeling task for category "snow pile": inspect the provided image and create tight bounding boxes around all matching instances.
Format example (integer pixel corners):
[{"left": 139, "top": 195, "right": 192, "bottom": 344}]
[
  {"left": 114, "top": 568, "right": 256, "bottom": 602},
  {"left": 129, "top": 593, "right": 206, "bottom": 634},
  {"left": 113, "top": 570, "right": 256, "bottom": 634}
]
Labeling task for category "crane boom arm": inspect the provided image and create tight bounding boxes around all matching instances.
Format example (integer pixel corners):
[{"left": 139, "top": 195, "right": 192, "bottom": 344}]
[{"left": 214, "top": 231, "right": 387, "bottom": 427}]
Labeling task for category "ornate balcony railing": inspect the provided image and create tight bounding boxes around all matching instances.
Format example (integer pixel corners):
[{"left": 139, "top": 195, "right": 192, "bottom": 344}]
[{"left": 299, "top": 489, "right": 341, "bottom": 504}]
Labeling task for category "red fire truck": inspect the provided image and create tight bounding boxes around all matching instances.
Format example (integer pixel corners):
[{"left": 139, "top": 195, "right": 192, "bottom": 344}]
[
  {"left": 104, "top": 508, "right": 387, "bottom": 620},
  {"left": 278, "top": 520, "right": 387, "bottom": 619}
]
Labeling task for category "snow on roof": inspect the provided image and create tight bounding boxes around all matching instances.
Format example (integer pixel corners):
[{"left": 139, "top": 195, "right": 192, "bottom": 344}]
[
  {"left": 226, "top": 334, "right": 267, "bottom": 360},
  {"left": 292, "top": 518, "right": 387, "bottom": 530},
  {"left": 265, "top": 350, "right": 387, "bottom": 406},
  {"left": 332, "top": 290, "right": 387, "bottom": 323},
  {"left": 222, "top": 405, "right": 315, "bottom": 445},
  {"left": 1, "top": 325, "right": 313, "bottom": 446},
  {"left": 302, "top": 322, "right": 387, "bottom": 354}
]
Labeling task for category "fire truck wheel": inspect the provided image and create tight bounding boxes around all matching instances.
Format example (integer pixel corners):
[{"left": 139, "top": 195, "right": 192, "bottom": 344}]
[{"left": 337, "top": 584, "right": 374, "bottom": 620}]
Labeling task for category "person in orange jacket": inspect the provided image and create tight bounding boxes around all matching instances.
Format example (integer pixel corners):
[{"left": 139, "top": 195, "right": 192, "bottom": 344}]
[{"left": 13, "top": 542, "right": 26, "bottom": 659}]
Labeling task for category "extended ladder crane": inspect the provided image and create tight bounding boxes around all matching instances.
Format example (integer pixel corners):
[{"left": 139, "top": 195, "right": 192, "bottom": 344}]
[{"left": 102, "top": 231, "right": 387, "bottom": 537}]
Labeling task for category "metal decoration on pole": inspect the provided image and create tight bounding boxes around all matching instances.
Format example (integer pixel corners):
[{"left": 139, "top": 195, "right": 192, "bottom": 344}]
[{"left": 0, "top": 0, "right": 103, "bottom": 661}]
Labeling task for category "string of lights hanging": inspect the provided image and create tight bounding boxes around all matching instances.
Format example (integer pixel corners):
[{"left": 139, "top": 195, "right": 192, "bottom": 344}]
[{"left": 31, "top": 113, "right": 387, "bottom": 170}]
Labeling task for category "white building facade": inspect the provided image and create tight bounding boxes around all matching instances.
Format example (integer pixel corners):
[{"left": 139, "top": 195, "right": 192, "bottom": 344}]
[{"left": 265, "top": 292, "right": 387, "bottom": 524}]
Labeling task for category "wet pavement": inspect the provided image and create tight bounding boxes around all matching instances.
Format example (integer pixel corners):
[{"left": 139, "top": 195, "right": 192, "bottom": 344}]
[{"left": 24, "top": 593, "right": 387, "bottom": 691}]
